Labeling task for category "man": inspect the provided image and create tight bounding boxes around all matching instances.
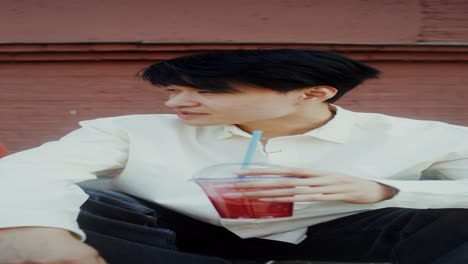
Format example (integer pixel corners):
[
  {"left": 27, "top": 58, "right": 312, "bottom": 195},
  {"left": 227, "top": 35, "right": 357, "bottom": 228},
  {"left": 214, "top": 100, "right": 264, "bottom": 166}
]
[{"left": 1, "top": 49, "right": 468, "bottom": 264}]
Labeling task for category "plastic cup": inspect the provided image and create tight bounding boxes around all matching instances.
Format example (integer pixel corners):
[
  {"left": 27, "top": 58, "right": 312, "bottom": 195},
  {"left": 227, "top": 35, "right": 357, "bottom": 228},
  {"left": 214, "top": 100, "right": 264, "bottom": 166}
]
[{"left": 193, "top": 163, "right": 293, "bottom": 219}]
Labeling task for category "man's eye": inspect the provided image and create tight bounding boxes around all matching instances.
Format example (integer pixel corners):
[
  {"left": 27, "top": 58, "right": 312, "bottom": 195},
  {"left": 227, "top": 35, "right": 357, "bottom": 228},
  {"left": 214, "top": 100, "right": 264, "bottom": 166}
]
[{"left": 199, "top": 90, "right": 224, "bottom": 94}]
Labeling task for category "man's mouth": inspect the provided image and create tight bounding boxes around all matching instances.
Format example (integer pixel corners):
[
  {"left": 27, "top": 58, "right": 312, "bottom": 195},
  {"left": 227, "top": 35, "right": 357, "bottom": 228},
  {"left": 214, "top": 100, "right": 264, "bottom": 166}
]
[
  {"left": 176, "top": 111, "right": 209, "bottom": 119},
  {"left": 177, "top": 111, "right": 208, "bottom": 115}
]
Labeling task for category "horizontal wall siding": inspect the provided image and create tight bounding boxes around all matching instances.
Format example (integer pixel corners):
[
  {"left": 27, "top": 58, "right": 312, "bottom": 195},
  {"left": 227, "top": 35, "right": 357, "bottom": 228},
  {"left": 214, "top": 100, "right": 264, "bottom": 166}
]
[
  {"left": 2, "top": 0, "right": 467, "bottom": 44},
  {"left": 1, "top": 61, "right": 167, "bottom": 152},
  {"left": 420, "top": 0, "right": 468, "bottom": 42},
  {"left": 2, "top": 59, "right": 468, "bottom": 153}
]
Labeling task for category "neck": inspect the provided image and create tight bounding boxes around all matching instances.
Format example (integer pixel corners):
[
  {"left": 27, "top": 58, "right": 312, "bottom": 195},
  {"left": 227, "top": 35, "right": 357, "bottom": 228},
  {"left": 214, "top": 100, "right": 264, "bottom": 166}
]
[{"left": 236, "top": 103, "right": 336, "bottom": 140}]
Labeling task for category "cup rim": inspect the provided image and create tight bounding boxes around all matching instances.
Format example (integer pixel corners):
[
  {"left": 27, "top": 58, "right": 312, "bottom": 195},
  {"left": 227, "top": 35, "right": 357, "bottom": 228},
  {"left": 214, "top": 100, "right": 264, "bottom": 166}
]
[{"left": 192, "top": 162, "right": 287, "bottom": 181}]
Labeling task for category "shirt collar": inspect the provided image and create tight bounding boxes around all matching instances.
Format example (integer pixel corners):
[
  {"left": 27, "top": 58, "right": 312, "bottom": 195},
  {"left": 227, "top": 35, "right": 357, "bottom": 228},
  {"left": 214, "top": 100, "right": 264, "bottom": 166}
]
[
  {"left": 216, "top": 104, "right": 355, "bottom": 144},
  {"left": 302, "top": 105, "right": 355, "bottom": 143},
  {"left": 217, "top": 124, "right": 252, "bottom": 139}
]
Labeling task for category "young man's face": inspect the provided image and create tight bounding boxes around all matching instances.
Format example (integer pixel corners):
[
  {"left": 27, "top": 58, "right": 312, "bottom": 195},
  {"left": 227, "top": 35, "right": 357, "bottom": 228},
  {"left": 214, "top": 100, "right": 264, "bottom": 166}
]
[{"left": 163, "top": 84, "right": 305, "bottom": 126}]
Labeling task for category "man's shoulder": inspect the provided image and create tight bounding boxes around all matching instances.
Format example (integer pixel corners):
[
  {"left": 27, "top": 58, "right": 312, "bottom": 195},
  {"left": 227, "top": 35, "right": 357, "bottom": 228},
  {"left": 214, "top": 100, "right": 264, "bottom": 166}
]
[
  {"left": 349, "top": 109, "right": 468, "bottom": 135},
  {"left": 77, "top": 114, "right": 224, "bottom": 132},
  {"left": 78, "top": 114, "right": 184, "bottom": 129},
  {"left": 80, "top": 113, "right": 176, "bottom": 123}
]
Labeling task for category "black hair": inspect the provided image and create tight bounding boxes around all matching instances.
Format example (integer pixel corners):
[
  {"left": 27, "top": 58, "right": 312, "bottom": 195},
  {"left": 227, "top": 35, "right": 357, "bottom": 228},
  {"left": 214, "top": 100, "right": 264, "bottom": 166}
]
[{"left": 139, "top": 49, "right": 380, "bottom": 103}]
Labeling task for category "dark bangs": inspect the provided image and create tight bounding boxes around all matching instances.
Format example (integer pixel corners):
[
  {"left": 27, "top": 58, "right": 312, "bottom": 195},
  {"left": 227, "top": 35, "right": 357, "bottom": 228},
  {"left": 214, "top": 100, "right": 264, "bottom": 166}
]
[
  {"left": 139, "top": 49, "right": 380, "bottom": 102},
  {"left": 140, "top": 57, "right": 243, "bottom": 94}
]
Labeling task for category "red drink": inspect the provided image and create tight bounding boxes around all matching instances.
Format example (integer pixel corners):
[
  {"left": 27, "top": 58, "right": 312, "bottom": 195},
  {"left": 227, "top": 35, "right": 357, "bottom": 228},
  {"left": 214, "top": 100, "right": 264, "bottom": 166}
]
[{"left": 196, "top": 179, "right": 293, "bottom": 219}]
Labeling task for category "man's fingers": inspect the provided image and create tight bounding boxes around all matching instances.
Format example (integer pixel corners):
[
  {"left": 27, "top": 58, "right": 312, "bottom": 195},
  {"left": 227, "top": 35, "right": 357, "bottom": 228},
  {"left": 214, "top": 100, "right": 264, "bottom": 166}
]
[
  {"left": 234, "top": 168, "right": 327, "bottom": 177},
  {"left": 225, "top": 185, "right": 350, "bottom": 198},
  {"left": 232, "top": 177, "right": 335, "bottom": 189},
  {"left": 258, "top": 193, "right": 349, "bottom": 203},
  {"left": 97, "top": 256, "right": 108, "bottom": 264}
]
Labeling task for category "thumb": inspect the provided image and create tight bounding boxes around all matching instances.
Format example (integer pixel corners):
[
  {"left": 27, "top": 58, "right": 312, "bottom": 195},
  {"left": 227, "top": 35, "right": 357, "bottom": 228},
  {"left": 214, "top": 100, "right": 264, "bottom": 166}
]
[{"left": 97, "top": 256, "right": 108, "bottom": 264}]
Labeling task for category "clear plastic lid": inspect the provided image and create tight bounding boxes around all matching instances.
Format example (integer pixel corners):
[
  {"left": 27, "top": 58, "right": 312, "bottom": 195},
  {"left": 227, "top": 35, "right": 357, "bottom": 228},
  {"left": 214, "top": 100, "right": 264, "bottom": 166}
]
[{"left": 192, "top": 162, "right": 287, "bottom": 181}]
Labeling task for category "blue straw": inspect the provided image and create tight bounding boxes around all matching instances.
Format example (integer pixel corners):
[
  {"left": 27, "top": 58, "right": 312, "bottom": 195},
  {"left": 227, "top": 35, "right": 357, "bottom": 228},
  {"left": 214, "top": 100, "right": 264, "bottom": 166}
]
[{"left": 241, "top": 130, "right": 263, "bottom": 169}]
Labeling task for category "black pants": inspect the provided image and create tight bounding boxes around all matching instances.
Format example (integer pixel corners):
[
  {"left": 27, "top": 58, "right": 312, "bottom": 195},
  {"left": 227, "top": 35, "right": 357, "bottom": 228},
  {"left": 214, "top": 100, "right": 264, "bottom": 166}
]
[{"left": 78, "top": 187, "right": 468, "bottom": 264}]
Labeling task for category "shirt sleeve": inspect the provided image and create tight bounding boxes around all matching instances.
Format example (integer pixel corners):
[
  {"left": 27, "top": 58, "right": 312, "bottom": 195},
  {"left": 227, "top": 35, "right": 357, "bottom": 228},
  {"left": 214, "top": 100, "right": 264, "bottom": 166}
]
[
  {"left": 373, "top": 146, "right": 468, "bottom": 209},
  {"left": 0, "top": 117, "right": 129, "bottom": 240}
]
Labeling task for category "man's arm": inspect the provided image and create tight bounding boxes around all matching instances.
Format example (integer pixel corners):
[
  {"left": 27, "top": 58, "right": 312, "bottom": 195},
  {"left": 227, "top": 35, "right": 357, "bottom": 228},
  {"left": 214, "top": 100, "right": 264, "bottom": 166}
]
[
  {"left": 0, "top": 117, "right": 130, "bottom": 263},
  {"left": 224, "top": 147, "right": 468, "bottom": 208},
  {"left": 373, "top": 153, "right": 468, "bottom": 209},
  {"left": 0, "top": 227, "right": 107, "bottom": 264}
]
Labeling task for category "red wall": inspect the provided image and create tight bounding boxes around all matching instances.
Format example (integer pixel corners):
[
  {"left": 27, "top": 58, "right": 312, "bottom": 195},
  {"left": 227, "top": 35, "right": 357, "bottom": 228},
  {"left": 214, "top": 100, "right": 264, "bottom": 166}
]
[
  {"left": 2, "top": 59, "right": 468, "bottom": 153},
  {"left": 1, "top": 0, "right": 468, "bottom": 153},
  {"left": 1, "top": 0, "right": 468, "bottom": 43}
]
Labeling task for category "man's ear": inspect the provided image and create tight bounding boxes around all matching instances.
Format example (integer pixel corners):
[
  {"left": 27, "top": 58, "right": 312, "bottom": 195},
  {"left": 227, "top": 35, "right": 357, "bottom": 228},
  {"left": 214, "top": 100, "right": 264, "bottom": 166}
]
[{"left": 299, "top": 86, "right": 337, "bottom": 103}]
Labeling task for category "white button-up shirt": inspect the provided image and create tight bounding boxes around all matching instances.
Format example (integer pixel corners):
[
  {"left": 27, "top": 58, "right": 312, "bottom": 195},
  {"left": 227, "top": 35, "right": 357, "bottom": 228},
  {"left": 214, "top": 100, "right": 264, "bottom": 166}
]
[{"left": 1, "top": 105, "right": 468, "bottom": 244}]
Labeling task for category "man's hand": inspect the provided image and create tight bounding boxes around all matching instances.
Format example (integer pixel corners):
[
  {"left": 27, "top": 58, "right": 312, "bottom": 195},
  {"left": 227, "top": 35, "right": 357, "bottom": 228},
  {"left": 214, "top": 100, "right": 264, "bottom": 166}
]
[
  {"left": 0, "top": 227, "right": 107, "bottom": 264},
  {"left": 228, "top": 167, "right": 397, "bottom": 204}
]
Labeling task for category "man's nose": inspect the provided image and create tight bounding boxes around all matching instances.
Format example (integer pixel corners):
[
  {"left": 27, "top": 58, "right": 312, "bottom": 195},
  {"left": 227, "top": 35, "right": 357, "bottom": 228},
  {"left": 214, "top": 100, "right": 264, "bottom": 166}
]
[{"left": 164, "top": 92, "right": 201, "bottom": 108}]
